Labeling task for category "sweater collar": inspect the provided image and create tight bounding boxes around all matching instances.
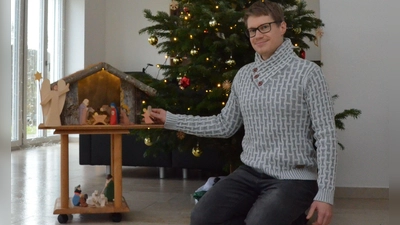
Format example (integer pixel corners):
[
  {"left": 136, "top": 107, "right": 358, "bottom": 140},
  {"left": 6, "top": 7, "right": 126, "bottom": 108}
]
[{"left": 252, "top": 38, "right": 296, "bottom": 77}]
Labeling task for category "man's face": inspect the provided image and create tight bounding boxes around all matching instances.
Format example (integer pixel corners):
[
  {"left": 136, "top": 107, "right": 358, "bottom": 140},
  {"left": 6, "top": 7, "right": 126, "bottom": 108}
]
[{"left": 247, "top": 15, "right": 286, "bottom": 60}]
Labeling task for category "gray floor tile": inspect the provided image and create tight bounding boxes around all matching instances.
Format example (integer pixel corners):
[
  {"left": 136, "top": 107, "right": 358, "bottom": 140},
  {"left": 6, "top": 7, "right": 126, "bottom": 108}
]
[{"left": 11, "top": 142, "right": 388, "bottom": 225}]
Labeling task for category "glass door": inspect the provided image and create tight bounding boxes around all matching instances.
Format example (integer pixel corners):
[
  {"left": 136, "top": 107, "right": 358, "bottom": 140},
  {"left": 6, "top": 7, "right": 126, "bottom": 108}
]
[
  {"left": 11, "top": 0, "right": 64, "bottom": 147},
  {"left": 25, "top": 0, "right": 45, "bottom": 141}
]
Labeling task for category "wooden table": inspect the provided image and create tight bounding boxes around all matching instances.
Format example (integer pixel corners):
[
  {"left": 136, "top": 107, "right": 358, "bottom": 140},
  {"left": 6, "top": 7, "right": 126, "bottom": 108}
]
[{"left": 38, "top": 124, "right": 164, "bottom": 223}]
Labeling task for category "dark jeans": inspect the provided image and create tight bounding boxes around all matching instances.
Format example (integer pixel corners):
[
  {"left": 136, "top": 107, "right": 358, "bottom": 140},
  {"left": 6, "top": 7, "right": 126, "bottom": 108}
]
[{"left": 190, "top": 165, "right": 318, "bottom": 225}]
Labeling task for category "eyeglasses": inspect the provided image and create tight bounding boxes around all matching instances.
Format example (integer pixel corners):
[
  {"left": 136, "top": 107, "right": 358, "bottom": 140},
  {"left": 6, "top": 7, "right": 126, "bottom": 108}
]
[{"left": 245, "top": 21, "right": 281, "bottom": 38}]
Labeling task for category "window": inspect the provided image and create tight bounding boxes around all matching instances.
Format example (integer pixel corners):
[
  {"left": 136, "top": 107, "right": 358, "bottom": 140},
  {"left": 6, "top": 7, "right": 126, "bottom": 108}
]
[{"left": 11, "top": 0, "right": 64, "bottom": 147}]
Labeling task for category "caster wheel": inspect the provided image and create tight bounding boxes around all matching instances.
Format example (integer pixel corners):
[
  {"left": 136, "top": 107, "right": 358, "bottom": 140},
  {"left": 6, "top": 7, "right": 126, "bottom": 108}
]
[
  {"left": 57, "top": 214, "right": 69, "bottom": 224},
  {"left": 111, "top": 213, "right": 122, "bottom": 222}
]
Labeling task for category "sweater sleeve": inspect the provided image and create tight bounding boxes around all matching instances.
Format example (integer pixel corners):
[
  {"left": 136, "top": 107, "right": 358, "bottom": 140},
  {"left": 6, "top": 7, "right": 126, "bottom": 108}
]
[
  {"left": 305, "top": 65, "right": 338, "bottom": 205},
  {"left": 164, "top": 79, "right": 243, "bottom": 138}
]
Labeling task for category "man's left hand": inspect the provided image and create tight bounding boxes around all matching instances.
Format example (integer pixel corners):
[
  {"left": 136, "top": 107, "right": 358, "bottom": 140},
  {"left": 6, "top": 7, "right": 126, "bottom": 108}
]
[{"left": 306, "top": 200, "right": 333, "bottom": 225}]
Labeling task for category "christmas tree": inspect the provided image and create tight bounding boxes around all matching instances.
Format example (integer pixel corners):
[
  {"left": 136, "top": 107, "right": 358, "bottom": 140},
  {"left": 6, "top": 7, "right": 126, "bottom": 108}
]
[{"left": 134, "top": 0, "right": 324, "bottom": 171}]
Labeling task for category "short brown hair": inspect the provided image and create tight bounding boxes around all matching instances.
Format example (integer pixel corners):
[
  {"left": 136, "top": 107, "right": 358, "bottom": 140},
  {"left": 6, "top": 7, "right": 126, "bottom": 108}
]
[{"left": 243, "top": 1, "right": 285, "bottom": 27}]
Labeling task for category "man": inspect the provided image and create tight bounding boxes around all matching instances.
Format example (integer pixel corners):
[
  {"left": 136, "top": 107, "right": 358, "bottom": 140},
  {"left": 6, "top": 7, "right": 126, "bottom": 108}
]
[{"left": 150, "top": 1, "right": 337, "bottom": 225}]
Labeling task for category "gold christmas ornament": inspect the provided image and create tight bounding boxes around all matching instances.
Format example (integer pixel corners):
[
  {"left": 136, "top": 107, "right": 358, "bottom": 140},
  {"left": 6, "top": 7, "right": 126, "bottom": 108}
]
[
  {"left": 177, "top": 131, "right": 185, "bottom": 140},
  {"left": 222, "top": 80, "right": 232, "bottom": 91},
  {"left": 225, "top": 57, "right": 236, "bottom": 67},
  {"left": 293, "top": 27, "right": 302, "bottom": 34},
  {"left": 190, "top": 46, "right": 198, "bottom": 56},
  {"left": 172, "top": 56, "right": 183, "bottom": 64},
  {"left": 148, "top": 35, "right": 158, "bottom": 46},
  {"left": 192, "top": 143, "right": 203, "bottom": 157},
  {"left": 209, "top": 17, "right": 217, "bottom": 27},
  {"left": 144, "top": 137, "right": 152, "bottom": 146}
]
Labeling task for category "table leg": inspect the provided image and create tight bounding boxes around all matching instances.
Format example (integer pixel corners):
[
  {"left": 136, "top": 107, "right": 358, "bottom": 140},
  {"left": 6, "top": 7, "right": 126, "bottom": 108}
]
[
  {"left": 112, "top": 134, "right": 122, "bottom": 208},
  {"left": 60, "top": 134, "right": 69, "bottom": 209},
  {"left": 110, "top": 135, "right": 114, "bottom": 176}
]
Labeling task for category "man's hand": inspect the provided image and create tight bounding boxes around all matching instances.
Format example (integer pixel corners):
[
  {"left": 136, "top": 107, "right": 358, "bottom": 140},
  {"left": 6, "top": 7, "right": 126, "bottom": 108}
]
[
  {"left": 306, "top": 201, "right": 333, "bottom": 225},
  {"left": 150, "top": 108, "right": 167, "bottom": 124}
]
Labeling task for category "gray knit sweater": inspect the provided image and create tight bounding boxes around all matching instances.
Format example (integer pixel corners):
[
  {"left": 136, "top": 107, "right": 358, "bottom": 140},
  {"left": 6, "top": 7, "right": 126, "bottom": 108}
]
[{"left": 164, "top": 39, "right": 337, "bottom": 205}]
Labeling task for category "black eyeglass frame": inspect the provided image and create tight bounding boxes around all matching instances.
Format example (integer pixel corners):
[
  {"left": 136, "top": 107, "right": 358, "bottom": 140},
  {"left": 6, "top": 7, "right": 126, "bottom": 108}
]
[{"left": 245, "top": 21, "right": 282, "bottom": 38}]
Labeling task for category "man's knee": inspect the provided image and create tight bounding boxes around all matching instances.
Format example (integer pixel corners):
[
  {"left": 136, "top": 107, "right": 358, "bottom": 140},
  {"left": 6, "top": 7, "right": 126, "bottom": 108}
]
[{"left": 190, "top": 208, "right": 207, "bottom": 225}]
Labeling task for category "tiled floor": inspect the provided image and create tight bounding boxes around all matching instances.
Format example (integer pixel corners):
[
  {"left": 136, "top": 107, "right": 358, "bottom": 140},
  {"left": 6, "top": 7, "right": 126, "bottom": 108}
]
[{"left": 11, "top": 142, "right": 388, "bottom": 225}]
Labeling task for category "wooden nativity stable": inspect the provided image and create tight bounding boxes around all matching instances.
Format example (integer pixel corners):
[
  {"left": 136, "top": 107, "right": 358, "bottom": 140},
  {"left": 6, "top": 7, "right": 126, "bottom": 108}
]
[{"left": 51, "top": 62, "right": 157, "bottom": 125}]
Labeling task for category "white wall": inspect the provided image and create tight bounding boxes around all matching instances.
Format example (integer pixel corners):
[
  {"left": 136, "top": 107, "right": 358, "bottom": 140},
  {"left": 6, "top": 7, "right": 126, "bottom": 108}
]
[
  {"left": 64, "top": 0, "right": 85, "bottom": 75},
  {"left": 72, "top": 0, "right": 396, "bottom": 188},
  {"left": 84, "top": 0, "right": 106, "bottom": 67},
  {"left": 104, "top": 0, "right": 170, "bottom": 76},
  {"left": 320, "top": 1, "right": 397, "bottom": 188},
  {"left": 65, "top": 0, "right": 107, "bottom": 75}
]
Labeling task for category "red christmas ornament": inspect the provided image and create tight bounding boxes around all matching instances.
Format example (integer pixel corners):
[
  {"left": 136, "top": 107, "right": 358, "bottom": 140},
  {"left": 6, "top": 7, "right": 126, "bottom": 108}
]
[
  {"left": 179, "top": 76, "right": 190, "bottom": 89},
  {"left": 300, "top": 49, "right": 306, "bottom": 59},
  {"left": 183, "top": 6, "right": 190, "bottom": 13}
]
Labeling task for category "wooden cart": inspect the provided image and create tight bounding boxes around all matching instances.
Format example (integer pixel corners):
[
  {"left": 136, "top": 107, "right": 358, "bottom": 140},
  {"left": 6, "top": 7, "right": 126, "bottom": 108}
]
[{"left": 39, "top": 124, "right": 164, "bottom": 223}]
